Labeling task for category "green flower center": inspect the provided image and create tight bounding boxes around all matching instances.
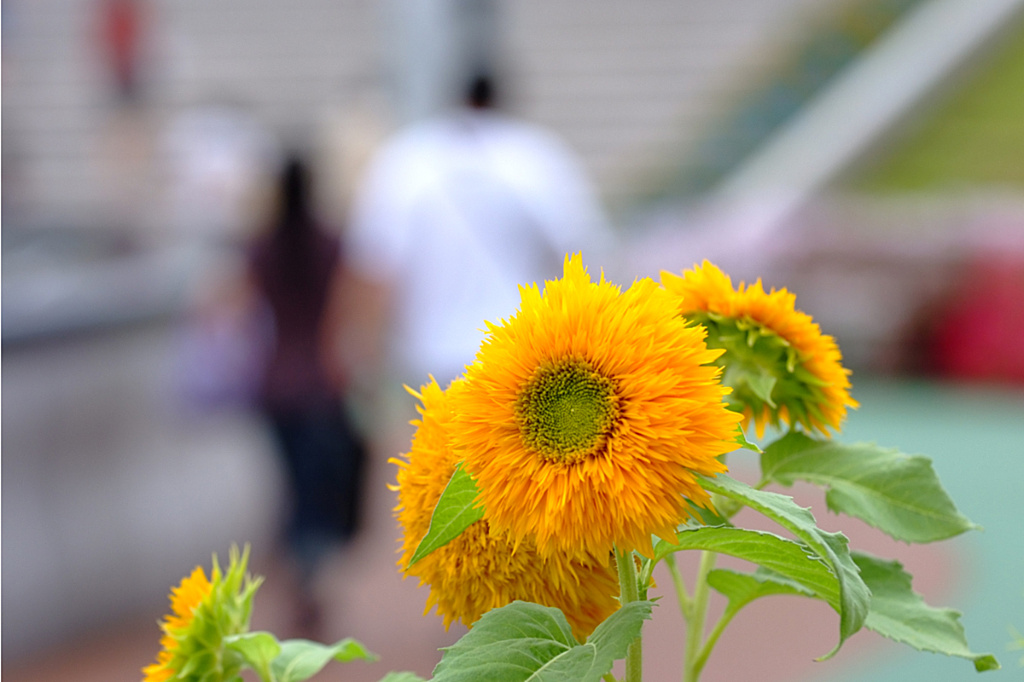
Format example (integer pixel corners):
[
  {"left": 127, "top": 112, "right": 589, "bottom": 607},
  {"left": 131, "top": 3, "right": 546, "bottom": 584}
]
[{"left": 515, "top": 358, "right": 619, "bottom": 464}]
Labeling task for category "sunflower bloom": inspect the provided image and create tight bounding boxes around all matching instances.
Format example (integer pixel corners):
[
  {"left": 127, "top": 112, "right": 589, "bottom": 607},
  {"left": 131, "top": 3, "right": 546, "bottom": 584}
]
[
  {"left": 142, "top": 547, "right": 261, "bottom": 682},
  {"left": 393, "top": 377, "right": 621, "bottom": 639},
  {"left": 661, "top": 260, "right": 857, "bottom": 438},
  {"left": 450, "top": 255, "right": 741, "bottom": 559}
]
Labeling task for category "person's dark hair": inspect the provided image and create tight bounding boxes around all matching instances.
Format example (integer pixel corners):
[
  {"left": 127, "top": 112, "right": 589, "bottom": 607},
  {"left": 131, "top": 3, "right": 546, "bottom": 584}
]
[
  {"left": 280, "top": 155, "right": 311, "bottom": 223},
  {"left": 465, "top": 73, "right": 496, "bottom": 109},
  {"left": 268, "top": 153, "right": 320, "bottom": 283}
]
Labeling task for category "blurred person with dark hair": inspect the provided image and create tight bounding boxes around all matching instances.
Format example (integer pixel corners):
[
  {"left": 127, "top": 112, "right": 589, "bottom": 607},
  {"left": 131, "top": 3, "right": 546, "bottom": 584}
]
[
  {"left": 247, "top": 153, "right": 367, "bottom": 635},
  {"left": 341, "top": 70, "right": 613, "bottom": 391}
]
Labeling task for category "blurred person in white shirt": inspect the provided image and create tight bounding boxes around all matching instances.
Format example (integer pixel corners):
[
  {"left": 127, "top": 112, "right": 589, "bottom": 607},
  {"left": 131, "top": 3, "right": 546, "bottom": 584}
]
[{"left": 339, "top": 72, "right": 614, "bottom": 391}]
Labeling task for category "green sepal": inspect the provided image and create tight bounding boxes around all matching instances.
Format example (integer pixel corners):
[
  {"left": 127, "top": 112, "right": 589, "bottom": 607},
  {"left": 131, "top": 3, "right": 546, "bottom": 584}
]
[
  {"left": 739, "top": 366, "right": 777, "bottom": 407},
  {"left": 160, "top": 545, "right": 263, "bottom": 682},
  {"left": 269, "top": 638, "right": 377, "bottom": 682},
  {"left": 430, "top": 600, "right": 653, "bottom": 682},
  {"left": 761, "top": 432, "right": 979, "bottom": 543},
  {"left": 693, "top": 311, "right": 835, "bottom": 435},
  {"left": 697, "top": 474, "right": 870, "bottom": 658},
  {"left": 733, "top": 427, "right": 762, "bottom": 454},
  {"left": 409, "top": 463, "right": 485, "bottom": 566},
  {"left": 854, "top": 552, "right": 999, "bottom": 672},
  {"left": 224, "top": 632, "right": 280, "bottom": 682}
]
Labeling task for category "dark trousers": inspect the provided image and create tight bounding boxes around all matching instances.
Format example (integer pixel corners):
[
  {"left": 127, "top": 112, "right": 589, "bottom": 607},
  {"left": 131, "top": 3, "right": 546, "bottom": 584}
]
[{"left": 268, "top": 404, "right": 366, "bottom": 576}]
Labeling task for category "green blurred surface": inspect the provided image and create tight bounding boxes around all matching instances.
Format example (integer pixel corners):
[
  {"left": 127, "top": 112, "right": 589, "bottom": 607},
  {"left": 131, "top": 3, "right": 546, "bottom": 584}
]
[
  {"left": 850, "top": 17, "right": 1024, "bottom": 193},
  {"left": 818, "top": 378, "right": 1024, "bottom": 680}
]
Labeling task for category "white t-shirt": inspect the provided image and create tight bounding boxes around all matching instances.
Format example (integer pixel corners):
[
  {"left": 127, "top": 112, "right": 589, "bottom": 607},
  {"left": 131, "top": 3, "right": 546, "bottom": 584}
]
[{"left": 348, "top": 109, "right": 612, "bottom": 385}]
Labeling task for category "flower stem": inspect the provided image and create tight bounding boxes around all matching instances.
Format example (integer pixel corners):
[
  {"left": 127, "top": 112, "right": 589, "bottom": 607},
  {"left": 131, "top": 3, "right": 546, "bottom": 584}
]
[
  {"left": 691, "top": 604, "right": 739, "bottom": 677},
  {"left": 682, "top": 550, "right": 717, "bottom": 682},
  {"left": 664, "top": 553, "right": 693, "bottom": 617},
  {"left": 615, "top": 548, "right": 643, "bottom": 682}
]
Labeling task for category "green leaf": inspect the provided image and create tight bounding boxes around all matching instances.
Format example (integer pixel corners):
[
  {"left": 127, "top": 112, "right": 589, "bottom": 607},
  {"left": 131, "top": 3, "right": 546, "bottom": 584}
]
[
  {"left": 761, "top": 432, "right": 978, "bottom": 543},
  {"left": 687, "top": 499, "right": 732, "bottom": 527},
  {"left": 707, "top": 568, "right": 815, "bottom": 610},
  {"left": 409, "top": 463, "right": 485, "bottom": 566},
  {"left": 698, "top": 474, "right": 870, "bottom": 658},
  {"left": 854, "top": 552, "right": 1000, "bottom": 672},
  {"left": 431, "top": 600, "right": 653, "bottom": 682},
  {"left": 1010, "top": 624, "right": 1024, "bottom": 666},
  {"left": 377, "top": 673, "right": 428, "bottom": 682},
  {"left": 224, "top": 632, "right": 281, "bottom": 681},
  {"left": 654, "top": 527, "right": 840, "bottom": 610},
  {"left": 270, "top": 638, "right": 377, "bottom": 682},
  {"left": 581, "top": 601, "right": 654, "bottom": 677},
  {"left": 431, "top": 600, "right": 577, "bottom": 682},
  {"left": 706, "top": 568, "right": 819, "bottom": 641}
]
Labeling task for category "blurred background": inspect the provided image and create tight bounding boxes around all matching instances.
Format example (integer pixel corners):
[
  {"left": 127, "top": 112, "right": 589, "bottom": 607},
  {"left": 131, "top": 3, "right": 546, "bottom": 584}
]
[{"left": 3, "top": 1, "right": 1024, "bottom": 681}]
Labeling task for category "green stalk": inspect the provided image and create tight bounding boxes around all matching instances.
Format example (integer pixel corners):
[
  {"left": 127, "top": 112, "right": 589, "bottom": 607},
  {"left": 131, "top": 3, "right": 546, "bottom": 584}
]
[
  {"left": 616, "top": 548, "right": 643, "bottom": 682},
  {"left": 664, "top": 553, "right": 693, "bottom": 617},
  {"left": 690, "top": 604, "right": 741, "bottom": 677},
  {"left": 682, "top": 551, "right": 717, "bottom": 682}
]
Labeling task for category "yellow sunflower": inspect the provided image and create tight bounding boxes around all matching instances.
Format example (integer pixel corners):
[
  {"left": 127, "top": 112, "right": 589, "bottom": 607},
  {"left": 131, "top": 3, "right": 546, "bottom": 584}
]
[
  {"left": 661, "top": 260, "right": 857, "bottom": 438},
  {"left": 142, "top": 547, "right": 261, "bottom": 682},
  {"left": 393, "top": 377, "right": 621, "bottom": 639},
  {"left": 449, "top": 255, "right": 741, "bottom": 559}
]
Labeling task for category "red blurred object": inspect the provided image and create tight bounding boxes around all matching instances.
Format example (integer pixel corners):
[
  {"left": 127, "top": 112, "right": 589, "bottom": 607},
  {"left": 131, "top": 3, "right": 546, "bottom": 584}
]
[
  {"left": 930, "top": 255, "right": 1024, "bottom": 384},
  {"left": 99, "top": 0, "right": 147, "bottom": 100}
]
